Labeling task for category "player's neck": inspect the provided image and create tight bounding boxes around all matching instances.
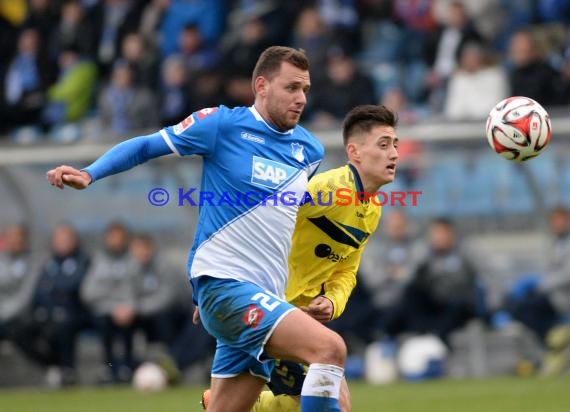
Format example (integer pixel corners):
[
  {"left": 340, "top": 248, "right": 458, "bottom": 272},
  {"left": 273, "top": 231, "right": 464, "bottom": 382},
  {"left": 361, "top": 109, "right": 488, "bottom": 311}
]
[
  {"left": 348, "top": 162, "right": 381, "bottom": 195},
  {"left": 253, "top": 103, "right": 287, "bottom": 132}
]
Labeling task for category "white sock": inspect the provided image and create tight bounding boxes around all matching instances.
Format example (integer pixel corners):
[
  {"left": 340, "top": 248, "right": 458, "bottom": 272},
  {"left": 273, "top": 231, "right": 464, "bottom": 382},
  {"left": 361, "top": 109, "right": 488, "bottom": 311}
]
[{"left": 301, "top": 363, "right": 344, "bottom": 402}]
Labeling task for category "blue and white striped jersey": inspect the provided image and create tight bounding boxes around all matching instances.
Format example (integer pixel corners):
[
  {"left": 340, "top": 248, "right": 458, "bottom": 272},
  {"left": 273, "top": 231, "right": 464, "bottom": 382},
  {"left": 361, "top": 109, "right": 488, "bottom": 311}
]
[{"left": 160, "top": 105, "right": 324, "bottom": 297}]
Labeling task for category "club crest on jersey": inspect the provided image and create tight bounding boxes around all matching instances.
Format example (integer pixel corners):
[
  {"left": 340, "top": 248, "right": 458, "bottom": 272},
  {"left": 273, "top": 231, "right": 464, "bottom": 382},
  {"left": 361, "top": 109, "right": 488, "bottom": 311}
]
[
  {"left": 291, "top": 143, "right": 305, "bottom": 162},
  {"left": 242, "top": 304, "right": 264, "bottom": 328},
  {"left": 173, "top": 114, "right": 195, "bottom": 135},
  {"left": 251, "top": 156, "right": 298, "bottom": 189}
]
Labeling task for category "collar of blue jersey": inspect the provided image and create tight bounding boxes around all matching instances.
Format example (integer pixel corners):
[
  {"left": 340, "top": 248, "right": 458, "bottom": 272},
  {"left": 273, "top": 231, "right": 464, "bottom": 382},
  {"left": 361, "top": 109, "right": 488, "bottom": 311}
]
[
  {"left": 249, "top": 105, "right": 294, "bottom": 135},
  {"left": 348, "top": 163, "right": 364, "bottom": 193}
]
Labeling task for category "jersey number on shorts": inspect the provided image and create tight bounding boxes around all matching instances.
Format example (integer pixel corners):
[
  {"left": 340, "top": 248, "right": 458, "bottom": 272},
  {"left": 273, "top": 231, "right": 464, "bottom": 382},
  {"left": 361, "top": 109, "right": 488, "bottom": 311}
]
[{"left": 251, "top": 292, "right": 281, "bottom": 312}]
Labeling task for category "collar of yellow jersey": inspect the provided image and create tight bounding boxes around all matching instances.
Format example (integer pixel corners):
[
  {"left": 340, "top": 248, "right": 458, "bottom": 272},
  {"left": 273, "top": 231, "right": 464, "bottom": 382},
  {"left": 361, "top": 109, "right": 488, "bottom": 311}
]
[{"left": 348, "top": 163, "right": 364, "bottom": 193}]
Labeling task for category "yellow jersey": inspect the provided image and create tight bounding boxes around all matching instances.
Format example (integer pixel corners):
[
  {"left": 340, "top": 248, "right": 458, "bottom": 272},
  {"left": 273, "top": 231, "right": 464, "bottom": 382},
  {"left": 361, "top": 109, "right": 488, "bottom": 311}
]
[{"left": 286, "top": 164, "right": 381, "bottom": 319}]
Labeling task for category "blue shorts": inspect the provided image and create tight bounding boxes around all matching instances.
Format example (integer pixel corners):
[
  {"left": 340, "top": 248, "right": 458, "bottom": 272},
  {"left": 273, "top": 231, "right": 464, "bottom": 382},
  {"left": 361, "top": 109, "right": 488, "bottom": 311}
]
[{"left": 193, "top": 276, "right": 296, "bottom": 380}]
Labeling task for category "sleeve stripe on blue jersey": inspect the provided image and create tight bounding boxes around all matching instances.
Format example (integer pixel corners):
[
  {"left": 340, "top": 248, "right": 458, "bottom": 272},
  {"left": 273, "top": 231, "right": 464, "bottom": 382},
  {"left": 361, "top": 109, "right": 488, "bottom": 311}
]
[{"left": 160, "top": 129, "right": 181, "bottom": 157}]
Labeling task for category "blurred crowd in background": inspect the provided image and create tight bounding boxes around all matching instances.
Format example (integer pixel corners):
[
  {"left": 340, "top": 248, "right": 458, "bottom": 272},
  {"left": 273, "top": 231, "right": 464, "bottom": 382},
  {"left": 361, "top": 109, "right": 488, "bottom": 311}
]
[
  {"left": 0, "top": 220, "right": 215, "bottom": 387},
  {"left": 0, "top": 0, "right": 569, "bottom": 142}
]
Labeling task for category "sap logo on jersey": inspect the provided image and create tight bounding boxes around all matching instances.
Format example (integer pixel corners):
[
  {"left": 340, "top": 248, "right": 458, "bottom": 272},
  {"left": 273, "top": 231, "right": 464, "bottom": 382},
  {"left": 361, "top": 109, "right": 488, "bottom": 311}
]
[{"left": 251, "top": 156, "right": 298, "bottom": 189}]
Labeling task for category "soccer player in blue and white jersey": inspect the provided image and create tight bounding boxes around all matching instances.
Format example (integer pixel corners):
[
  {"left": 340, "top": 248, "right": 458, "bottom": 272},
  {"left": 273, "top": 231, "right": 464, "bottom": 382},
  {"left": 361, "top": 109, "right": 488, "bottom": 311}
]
[{"left": 47, "top": 46, "right": 347, "bottom": 412}]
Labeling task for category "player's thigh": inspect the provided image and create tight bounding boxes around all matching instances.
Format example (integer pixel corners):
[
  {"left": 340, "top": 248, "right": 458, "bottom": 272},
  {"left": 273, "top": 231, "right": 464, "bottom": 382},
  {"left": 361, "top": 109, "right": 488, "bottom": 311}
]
[
  {"left": 265, "top": 309, "right": 346, "bottom": 366},
  {"left": 340, "top": 377, "right": 351, "bottom": 412},
  {"left": 208, "top": 373, "right": 266, "bottom": 412}
]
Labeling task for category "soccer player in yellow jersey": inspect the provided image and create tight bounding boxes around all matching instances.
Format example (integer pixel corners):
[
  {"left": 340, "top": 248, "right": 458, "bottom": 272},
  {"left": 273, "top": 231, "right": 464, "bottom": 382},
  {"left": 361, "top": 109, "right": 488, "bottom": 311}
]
[{"left": 203, "top": 104, "right": 399, "bottom": 411}]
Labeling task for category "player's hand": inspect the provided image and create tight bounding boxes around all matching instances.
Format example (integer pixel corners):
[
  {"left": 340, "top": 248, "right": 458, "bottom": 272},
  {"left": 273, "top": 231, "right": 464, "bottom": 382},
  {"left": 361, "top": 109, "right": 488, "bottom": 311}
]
[
  {"left": 302, "top": 296, "right": 334, "bottom": 323},
  {"left": 192, "top": 306, "right": 201, "bottom": 325},
  {"left": 46, "top": 165, "right": 92, "bottom": 190}
]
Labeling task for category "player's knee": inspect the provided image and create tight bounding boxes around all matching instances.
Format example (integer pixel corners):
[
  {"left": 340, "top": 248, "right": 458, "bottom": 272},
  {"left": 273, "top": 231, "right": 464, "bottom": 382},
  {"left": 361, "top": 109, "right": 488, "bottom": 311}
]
[{"left": 315, "top": 330, "right": 347, "bottom": 366}]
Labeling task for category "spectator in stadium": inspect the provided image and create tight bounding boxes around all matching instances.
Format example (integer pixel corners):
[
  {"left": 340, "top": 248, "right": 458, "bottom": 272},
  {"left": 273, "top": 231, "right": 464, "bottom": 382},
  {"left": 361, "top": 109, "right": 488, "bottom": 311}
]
[
  {"left": 380, "top": 87, "right": 430, "bottom": 125},
  {"left": 219, "top": 11, "right": 269, "bottom": 109},
  {"left": 159, "top": 0, "right": 224, "bottom": 57},
  {"left": 186, "top": 69, "right": 226, "bottom": 112},
  {"left": 541, "top": 205, "right": 570, "bottom": 314},
  {"left": 432, "top": 0, "right": 503, "bottom": 44},
  {"left": 22, "top": 0, "right": 58, "bottom": 41},
  {"left": 309, "top": 46, "right": 376, "bottom": 129},
  {"left": 0, "top": 224, "right": 36, "bottom": 345},
  {"left": 507, "top": 29, "right": 566, "bottom": 107},
  {"left": 0, "top": 27, "right": 53, "bottom": 134},
  {"left": 80, "top": 221, "right": 136, "bottom": 383},
  {"left": 158, "top": 54, "right": 192, "bottom": 127},
  {"left": 0, "top": 11, "right": 19, "bottom": 72},
  {"left": 314, "top": 0, "right": 360, "bottom": 54},
  {"left": 47, "top": 46, "right": 346, "bottom": 412},
  {"left": 98, "top": 59, "right": 158, "bottom": 136},
  {"left": 443, "top": 42, "right": 508, "bottom": 120},
  {"left": 390, "top": 0, "right": 438, "bottom": 75},
  {"left": 175, "top": 24, "right": 218, "bottom": 77},
  {"left": 48, "top": 0, "right": 98, "bottom": 60},
  {"left": 351, "top": 209, "right": 421, "bottom": 342},
  {"left": 540, "top": 205, "right": 570, "bottom": 376},
  {"left": 422, "top": 1, "right": 484, "bottom": 110},
  {"left": 504, "top": 205, "right": 570, "bottom": 344},
  {"left": 138, "top": 0, "right": 170, "bottom": 54},
  {"left": 291, "top": 7, "right": 334, "bottom": 85},
  {"left": 90, "top": 0, "right": 146, "bottom": 78},
  {"left": 14, "top": 223, "right": 90, "bottom": 387},
  {"left": 42, "top": 46, "right": 98, "bottom": 132},
  {"left": 130, "top": 233, "right": 187, "bottom": 349},
  {"left": 130, "top": 233, "right": 215, "bottom": 377},
  {"left": 119, "top": 32, "right": 159, "bottom": 89},
  {"left": 219, "top": 13, "right": 272, "bottom": 79},
  {"left": 384, "top": 217, "right": 481, "bottom": 345}
]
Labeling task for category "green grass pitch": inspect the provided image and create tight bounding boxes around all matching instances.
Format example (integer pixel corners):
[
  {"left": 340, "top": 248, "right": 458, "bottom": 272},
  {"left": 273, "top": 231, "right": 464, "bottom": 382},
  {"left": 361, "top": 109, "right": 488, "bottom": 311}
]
[{"left": 0, "top": 377, "right": 568, "bottom": 412}]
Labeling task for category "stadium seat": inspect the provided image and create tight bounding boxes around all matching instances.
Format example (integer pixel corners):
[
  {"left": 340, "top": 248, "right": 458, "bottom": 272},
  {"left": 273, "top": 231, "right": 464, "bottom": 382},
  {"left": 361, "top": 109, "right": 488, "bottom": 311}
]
[
  {"left": 456, "top": 157, "right": 496, "bottom": 217},
  {"left": 526, "top": 150, "right": 560, "bottom": 208}
]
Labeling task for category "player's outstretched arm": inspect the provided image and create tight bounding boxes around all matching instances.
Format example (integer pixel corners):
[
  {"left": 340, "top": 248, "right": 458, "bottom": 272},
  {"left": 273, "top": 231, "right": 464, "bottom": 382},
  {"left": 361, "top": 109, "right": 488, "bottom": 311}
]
[{"left": 46, "top": 132, "right": 173, "bottom": 190}]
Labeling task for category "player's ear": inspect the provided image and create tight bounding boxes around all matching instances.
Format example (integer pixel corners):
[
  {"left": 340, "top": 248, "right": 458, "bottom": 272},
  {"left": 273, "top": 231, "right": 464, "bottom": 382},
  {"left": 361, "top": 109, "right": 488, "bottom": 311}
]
[
  {"left": 346, "top": 142, "right": 360, "bottom": 163},
  {"left": 254, "top": 76, "right": 268, "bottom": 97}
]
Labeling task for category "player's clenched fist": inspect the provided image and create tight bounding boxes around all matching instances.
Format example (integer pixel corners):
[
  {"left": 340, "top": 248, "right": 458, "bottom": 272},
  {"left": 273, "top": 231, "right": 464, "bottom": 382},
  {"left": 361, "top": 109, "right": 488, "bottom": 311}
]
[
  {"left": 300, "top": 296, "right": 334, "bottom": 323},
  {"left": 46, "top": 165, "right": 92, "bottom": 190}
]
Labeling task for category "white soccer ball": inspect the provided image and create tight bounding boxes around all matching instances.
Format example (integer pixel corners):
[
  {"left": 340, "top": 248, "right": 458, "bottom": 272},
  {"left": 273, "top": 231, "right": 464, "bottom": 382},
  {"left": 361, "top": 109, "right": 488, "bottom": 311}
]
[
  {"left": 132, "top": 362, "right": 168, "bottom": 393},
  {"left": 397, "top": 335, "right": 448, "bottom": 380},
  {"left": 486, "top": 96, "right": 552, "bottom": 162}
]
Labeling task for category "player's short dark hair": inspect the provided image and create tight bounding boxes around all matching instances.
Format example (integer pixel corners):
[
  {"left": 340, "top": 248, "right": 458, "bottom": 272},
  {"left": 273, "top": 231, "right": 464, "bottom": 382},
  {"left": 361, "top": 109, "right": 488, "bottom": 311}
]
[
  {"left": 252, "top": 46, "right": 309, "bottom": 92},
  {"left": 342, "top": 105, "right": 398, "bottom": 146}
]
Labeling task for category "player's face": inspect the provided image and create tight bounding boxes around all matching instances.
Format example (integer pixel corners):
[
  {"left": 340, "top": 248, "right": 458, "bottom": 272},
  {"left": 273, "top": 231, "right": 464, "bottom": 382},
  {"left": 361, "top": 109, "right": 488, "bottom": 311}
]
[
  {"left": 264, "top": 62, "right": 310, "bottom": 130},
  {"left": 350, "top": 125, "right": 398, "bottom": 191}
]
